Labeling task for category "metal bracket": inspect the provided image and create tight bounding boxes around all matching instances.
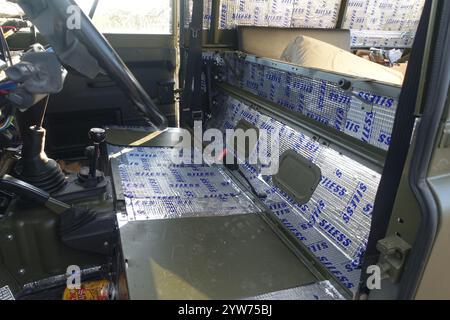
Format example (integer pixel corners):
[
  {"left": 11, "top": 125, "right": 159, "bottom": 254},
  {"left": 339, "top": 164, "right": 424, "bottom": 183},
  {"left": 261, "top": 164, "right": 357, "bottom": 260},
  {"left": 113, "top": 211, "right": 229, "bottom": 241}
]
[{"left": 376, "top": 235, "right": 412, "bottom": 283}]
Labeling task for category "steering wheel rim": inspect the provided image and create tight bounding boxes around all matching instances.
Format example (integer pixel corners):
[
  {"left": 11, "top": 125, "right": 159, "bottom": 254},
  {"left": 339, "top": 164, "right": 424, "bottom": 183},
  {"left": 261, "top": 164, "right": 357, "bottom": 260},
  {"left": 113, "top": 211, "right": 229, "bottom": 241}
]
[{"left": 18, "top": 0, "right": 168, "bottom": 131}]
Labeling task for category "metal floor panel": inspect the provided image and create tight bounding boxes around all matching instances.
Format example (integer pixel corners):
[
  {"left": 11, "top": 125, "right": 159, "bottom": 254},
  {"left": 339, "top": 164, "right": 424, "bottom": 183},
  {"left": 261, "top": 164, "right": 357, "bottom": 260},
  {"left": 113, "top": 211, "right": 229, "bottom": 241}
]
[
  {"left": 106, "top": 127, "right": 186, "bottom": 148},
  {"left": 107, "top": 133, "right": 346, "bottom": 299},
  {"left": 119, "top": 214, "right": 318, "bottom": 300}
]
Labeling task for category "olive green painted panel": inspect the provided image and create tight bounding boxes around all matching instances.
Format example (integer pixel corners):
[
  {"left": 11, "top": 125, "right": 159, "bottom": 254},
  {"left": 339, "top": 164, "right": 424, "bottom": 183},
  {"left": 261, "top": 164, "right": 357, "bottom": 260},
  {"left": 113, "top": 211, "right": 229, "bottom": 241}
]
[
  {"left": 106, "top": 127, "right": 188, "bottom": 148},
  {"left": 120, "top": 214, "right": 318, "bottom": 300},
  {"left": 0, "top": 200, "right": 108, "bottom": 295},
  {"left": 273, "top": 150, "right": 322, "bottom": 205}
]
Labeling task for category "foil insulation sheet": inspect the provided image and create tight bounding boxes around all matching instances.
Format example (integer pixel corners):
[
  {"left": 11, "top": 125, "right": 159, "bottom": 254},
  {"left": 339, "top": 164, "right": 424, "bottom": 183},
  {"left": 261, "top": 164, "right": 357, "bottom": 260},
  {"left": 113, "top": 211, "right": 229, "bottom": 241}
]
[
  {"left": 184, "top": 0, "right": 213, "bottom": 29},
  {"left": 109, "top": 146, "right": 260, "bottom": 221},
  {"left": 343, "top": 0, "right": 425, "bottom": 48},
  {"left": 207, "top": 93, "right": 381, "bottom": 291},
  {"left": 0, "top": 286, "right": 14, "bottom": 300},
  {"left": 290, "top": 0, "right": 342, "bottom": 29},
  {"left": 191, "top": 0, "right": 343, "bottom": 29},
  {"left": 243, "top": 281, "right": 344, "bottom": 300},
  {"left": 216, "top": 52, "right": 401, "bottom": 151},
  {"left": 188, "top": 0, "right": 423, "bottom": 47}
]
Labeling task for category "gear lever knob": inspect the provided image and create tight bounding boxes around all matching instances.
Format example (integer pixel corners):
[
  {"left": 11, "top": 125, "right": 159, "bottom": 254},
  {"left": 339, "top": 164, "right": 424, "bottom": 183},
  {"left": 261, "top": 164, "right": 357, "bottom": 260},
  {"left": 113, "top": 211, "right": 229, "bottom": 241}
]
[{"left": 89, "top": 128, "right": 106, "bottom": 145}]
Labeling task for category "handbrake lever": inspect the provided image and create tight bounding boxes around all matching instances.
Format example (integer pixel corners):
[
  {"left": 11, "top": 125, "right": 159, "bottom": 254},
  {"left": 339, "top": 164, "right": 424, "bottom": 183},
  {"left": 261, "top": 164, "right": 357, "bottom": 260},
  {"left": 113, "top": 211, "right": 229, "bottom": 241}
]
[{"left": 0, "top": 174, "right": 71, "bottom": 214}]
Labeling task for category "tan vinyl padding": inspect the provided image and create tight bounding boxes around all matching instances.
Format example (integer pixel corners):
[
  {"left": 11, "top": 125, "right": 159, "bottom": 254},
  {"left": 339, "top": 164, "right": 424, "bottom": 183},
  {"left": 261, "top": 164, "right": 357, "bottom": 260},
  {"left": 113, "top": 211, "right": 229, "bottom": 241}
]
[{"left": 281, "top": 36, "right": 404, "bottom": 86}]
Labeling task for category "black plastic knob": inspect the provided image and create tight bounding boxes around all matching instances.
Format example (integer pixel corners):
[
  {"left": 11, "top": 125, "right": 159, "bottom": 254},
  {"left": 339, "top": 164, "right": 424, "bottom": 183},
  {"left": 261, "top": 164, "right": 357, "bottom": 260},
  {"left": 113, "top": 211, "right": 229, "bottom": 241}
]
[{"left": 88, "top": 128, "right": 106, "bottom": 144}]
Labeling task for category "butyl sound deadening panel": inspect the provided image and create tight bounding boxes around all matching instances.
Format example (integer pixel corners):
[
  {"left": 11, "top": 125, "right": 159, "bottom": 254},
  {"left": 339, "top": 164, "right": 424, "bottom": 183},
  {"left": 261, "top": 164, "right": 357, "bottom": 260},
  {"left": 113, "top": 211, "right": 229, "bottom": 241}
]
[
  {"left": 343, "top": 0, "right": 425, "bottom": 48},
  {"left": 207, "top": 94, "right": 381, "bottom": 291},
  {"left": 209, "top": 52, "right": 401, "bottom": 152},
  {"left": 0, "top": 286, "right": 14, "bottom": 300},
  {"left": 109, "top": 146, "right": 260, "bottom": 222},
  {"left": 185, "top": 0, "right": 343, "bottom": 30},
  {"left": 185, "top": 1, "right": 424, "bottom": 48},
  {"left": 243, "top": 281, "right": 344, "bottom": 300}
]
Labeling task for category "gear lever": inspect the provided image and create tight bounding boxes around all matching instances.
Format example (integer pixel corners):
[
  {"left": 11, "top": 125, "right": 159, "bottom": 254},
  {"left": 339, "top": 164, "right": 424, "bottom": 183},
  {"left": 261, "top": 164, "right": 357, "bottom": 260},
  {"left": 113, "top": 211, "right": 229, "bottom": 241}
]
[
  {"left": 77, "top": 128, "right": 106, "bottom": 188},
  {"left": 88, "top": 128, "right": 106, "bottom": 177}
]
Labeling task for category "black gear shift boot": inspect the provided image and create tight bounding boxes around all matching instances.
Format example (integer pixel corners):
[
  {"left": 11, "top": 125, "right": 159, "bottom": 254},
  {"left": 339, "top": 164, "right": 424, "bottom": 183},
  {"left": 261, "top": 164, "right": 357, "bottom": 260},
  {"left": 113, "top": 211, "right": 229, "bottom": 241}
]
[
  {"left": 77, "top": 167, "right": 105, "bottom": 188},
  {"left": 13, "top": 125, "right": 66, "bottom": 194}
]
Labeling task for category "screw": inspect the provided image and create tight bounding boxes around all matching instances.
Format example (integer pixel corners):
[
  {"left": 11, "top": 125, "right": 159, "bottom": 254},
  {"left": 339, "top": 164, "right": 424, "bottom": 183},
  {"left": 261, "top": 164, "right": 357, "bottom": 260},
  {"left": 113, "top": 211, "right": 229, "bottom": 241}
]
[
  {"left": 18, "top": 268, "right": 25, "bottom": 276},
  {"left": 6, "top": 234, "right": 13, "bottom": 241}
]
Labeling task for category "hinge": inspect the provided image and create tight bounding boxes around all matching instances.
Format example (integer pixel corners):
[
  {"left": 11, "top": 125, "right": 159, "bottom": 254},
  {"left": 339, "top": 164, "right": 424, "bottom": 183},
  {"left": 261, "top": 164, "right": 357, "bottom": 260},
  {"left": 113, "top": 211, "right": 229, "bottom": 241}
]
[{"left": 376, "top": 235, "right": 412, "bottom": 283}]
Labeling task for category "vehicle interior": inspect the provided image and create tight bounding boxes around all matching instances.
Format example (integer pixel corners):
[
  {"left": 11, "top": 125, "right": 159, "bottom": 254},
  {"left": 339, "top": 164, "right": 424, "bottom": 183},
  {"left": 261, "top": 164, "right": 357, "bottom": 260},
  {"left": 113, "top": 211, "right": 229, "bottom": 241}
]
[{"left": 1, "top": 0, "right": 449, "bottom": 300}]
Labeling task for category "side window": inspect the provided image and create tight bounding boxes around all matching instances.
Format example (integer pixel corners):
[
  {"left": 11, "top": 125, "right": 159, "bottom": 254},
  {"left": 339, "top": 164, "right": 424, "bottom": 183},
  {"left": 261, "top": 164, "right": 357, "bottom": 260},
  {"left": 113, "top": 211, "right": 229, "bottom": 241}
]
[{"left": 75, "top": 0, "right": 173, "bottom": 34}]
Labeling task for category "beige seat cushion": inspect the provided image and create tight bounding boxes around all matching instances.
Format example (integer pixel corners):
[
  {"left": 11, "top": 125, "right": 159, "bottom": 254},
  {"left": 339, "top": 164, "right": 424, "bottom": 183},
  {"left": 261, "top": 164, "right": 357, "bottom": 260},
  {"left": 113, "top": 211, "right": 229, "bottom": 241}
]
[{"left": 280, "top": 36, "right": 404, "bottom": 86}]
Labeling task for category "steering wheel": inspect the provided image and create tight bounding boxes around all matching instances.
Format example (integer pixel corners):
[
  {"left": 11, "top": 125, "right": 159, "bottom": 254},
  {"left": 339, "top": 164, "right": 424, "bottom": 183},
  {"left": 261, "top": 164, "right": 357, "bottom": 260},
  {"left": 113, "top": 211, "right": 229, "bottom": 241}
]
[{"left": 17, "top": 0, "right": 168, "bottom": 131}]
